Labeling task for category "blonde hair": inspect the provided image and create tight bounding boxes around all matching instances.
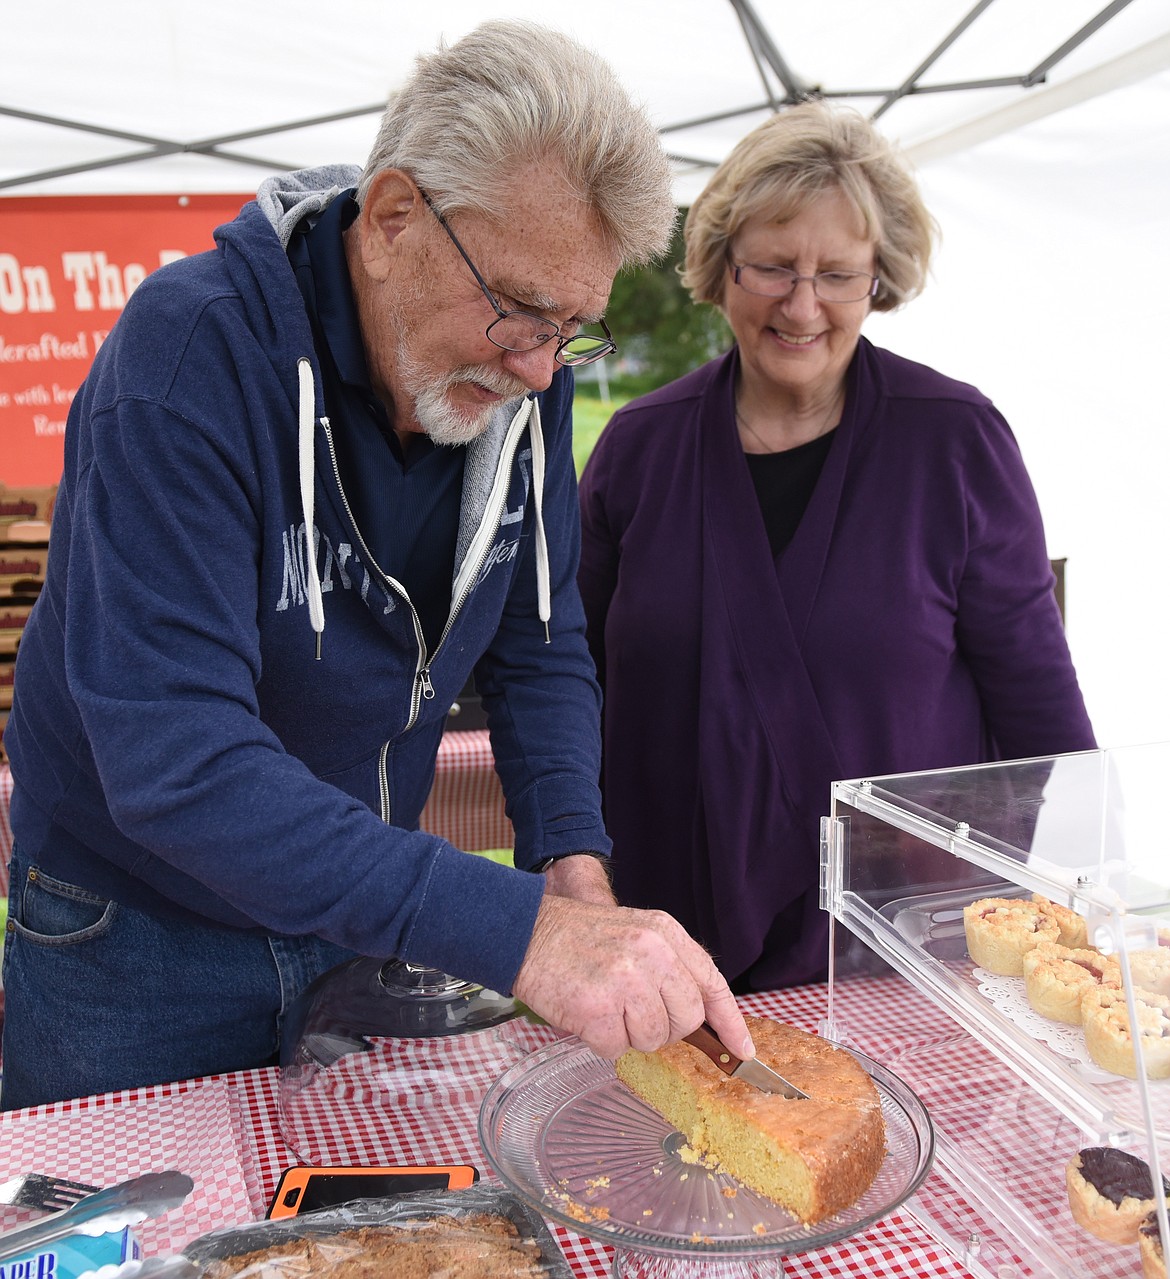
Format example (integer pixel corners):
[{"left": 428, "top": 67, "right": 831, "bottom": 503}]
[
  {"left": 683, "top": 101, "right": 936, "bottom": 312},
  {"left": 357, "top": 20, "right": 675, "bottom": 268}
]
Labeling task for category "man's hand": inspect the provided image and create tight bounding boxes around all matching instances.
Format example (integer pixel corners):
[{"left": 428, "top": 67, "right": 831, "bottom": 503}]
[
  {"left": 542, "top": 854, "right": 616, "bottom": 907},
  {"left": 512, "top": 894, "right": 753, "bottom": 1061}
]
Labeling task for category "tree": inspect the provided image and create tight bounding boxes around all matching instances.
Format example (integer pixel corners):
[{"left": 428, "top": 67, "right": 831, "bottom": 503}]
[{"left": 602, "top": 213, "right": 731, "bottom": 394}]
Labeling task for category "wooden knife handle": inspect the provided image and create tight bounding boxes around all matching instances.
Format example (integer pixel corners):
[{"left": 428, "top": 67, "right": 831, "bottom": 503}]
[{"left": 682, "top": 1022, "right": 741, "bottom": 1074}]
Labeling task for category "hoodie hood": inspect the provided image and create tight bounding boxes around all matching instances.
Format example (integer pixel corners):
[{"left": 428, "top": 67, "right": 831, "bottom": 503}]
[{"left": 258, "top": 165, "right": 363, "bottom": 249}]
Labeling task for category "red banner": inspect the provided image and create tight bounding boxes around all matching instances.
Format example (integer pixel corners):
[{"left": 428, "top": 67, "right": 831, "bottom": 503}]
[{"left": 0, "top": 194, "right": 249, "bottom": 487}]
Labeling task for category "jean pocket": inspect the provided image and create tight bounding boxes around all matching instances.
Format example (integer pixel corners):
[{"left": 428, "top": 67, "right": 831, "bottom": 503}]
[{"left": 10, "top": 866, "right": 117, "bottom": 945}]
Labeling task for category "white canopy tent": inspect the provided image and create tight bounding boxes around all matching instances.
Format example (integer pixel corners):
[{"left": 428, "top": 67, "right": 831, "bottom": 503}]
[{"left": 3, "top": 0, "right": 1169, "bottom": 748}]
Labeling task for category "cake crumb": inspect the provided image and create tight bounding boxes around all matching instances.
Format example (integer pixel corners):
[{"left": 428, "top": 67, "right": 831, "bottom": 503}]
[
  {"left": 549, "top": 1189, "right": 611, "bottom": 1225},
  {"left": 563, "top": 1200, "right": 611, "bottom": 1224},
  {"left": 752, "top": 1222, "right": 767, "bottom": 1236},
  {"left": 584, "top": 1176, "right": 610, "bottom": 1191},
  {"left": 689, "top": 1232, "right": 712, "bottom": 1245},
  {"left": 679, "top": 1144, "right": 722, "bottom": 1172},
  {"left": 642, "top": 1209, "right": 653, "bottom": 1217},
  {"left": 722, "top": 1187, "right": 738, "bottom": 1199}
]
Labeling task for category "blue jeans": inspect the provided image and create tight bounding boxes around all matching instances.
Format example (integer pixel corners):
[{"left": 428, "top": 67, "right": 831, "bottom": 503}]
[{"left": 1, "top": 844, "right": 357, "bottom": 1109}]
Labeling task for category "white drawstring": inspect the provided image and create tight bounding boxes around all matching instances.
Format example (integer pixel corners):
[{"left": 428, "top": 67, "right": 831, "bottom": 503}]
[
  {"left": 528, "top": 398, "right": 551, "bottom": 643},
  {"left": 297, "top": 357, "right": 326, "bottom": 658},
  {"left": 295, "top": 367, "right": 549, "bottom": 656}
]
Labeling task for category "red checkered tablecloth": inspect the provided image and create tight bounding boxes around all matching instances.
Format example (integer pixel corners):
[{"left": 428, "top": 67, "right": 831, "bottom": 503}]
[
  {"left": 0, "top": 729, "right": 509, "bottom": 899},
  {"left": 0, "top": 982, "right": 979, "bottom": 1278},
  {"left": 420, "top": 728, "right": 512, "bottom": 852}
]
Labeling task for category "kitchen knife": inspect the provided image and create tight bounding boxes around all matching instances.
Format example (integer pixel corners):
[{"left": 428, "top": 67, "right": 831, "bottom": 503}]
[{"left": 683, "top": 1022, "right": 810, "bottom": 1099}]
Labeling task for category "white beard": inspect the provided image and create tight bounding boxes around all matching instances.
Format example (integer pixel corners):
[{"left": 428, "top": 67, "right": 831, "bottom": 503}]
[{"left": 398, "top": 343, "right": 529, "bottom": 447}]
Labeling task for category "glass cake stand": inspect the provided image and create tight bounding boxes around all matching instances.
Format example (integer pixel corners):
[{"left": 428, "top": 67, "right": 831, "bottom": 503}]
[
  {"left": 278, "top": 958, "right": 526, "bottom": 1166},
  {"left": 478, "top": 1037, "right": 934, "bottom": 1279}
]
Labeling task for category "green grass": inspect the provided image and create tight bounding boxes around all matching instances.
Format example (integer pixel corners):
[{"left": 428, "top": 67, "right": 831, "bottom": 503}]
[
  {"left": 471, "top": 848, "right": 514, "bottom": 866},
  {"left": 571, "top": 393, "right": 630, "bottom": 475}
]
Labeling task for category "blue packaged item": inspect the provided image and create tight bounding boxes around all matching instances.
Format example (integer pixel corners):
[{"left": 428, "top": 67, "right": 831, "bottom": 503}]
[{"left": 0, "top": 1227, "right": 138, "bottom": 1279}]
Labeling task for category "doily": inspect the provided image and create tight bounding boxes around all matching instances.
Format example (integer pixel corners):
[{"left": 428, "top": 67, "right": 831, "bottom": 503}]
[{"left": 973, "top": 968, "right": 1111, "bottom": 1077}]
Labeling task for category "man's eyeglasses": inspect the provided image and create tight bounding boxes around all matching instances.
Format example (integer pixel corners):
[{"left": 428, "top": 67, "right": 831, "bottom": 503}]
[
  {"left": 421, "top": 190, "right": 617, "bottom": 367},
  {"left": 730, "top": 261, "right": 879, "bottom": 304}
]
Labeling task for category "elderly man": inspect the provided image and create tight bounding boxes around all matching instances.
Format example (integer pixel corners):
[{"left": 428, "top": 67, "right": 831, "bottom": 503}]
[{"left": 1, "top": 20, "right": 751, "bottom": 1109}]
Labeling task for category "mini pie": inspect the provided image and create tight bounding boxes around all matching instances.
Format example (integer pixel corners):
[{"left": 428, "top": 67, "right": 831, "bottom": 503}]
[
  {"left": 1034, "top": 894, "right": 1090, "bottom": 949},
  {"left": 1023, "top": 942, "right": 1121, "bottom": 1025},
  {"left": 1140, "top": 1209, "right": 1168, "bottom": 1279},
  {"left": 963, "top": 895, "right": 1088, "bottom": 976},
  {"left": 1129, "top": 948, "right": 1170, "bottom": 999},
  {"left": 1065, "top": 1146, "right": 1170, "bottom": 1245},
  {"left": 1081, "top": 985, "right": 1170, "bottom": 1079}
]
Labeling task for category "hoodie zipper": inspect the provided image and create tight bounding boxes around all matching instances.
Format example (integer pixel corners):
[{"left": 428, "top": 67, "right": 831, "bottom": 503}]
[
  {"left": 320, "top": 417, "right": 430, "bottom": 708},
  {"left": 422, "top": 410, "right": 532, "bottom": 692},
  {"left": 378, "top": 741, "right": 392, "bottom": 824},
  {"left": 320, "top": 406, "right": 529, "bottom": 736}
]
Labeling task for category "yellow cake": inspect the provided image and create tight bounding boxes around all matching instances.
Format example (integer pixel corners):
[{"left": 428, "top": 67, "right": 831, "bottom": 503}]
[{"left": 615, "top": 1016, "right": 886, "bottom": 1224}]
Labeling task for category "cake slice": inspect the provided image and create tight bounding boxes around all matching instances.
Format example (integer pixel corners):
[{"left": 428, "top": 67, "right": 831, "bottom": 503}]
[{"left": 615, "top": 1016, "right": 885, "bottom": 1224}]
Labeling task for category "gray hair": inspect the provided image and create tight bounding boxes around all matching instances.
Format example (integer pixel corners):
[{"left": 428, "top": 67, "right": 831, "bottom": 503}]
[
  {"left": 357, "top": 20, "right": 676, "bottom": 268},
  {"left": 683, "top": 101, "right": 937, "bottom": 313}
]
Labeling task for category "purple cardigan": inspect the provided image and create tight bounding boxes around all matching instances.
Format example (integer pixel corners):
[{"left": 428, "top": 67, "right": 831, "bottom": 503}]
[{"left": 577, "top": 340, "right": 1096, "bottom": 990}]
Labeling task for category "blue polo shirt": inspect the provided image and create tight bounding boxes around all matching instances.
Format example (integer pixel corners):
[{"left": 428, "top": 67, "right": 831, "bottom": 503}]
[{"left": 287, "top": 191, "right": 464, "bottom": 652}]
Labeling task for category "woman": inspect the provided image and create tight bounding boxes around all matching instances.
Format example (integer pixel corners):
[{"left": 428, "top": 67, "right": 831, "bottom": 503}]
[{"left": 577, "top": 102, "right": 1095, "bottom": 992}]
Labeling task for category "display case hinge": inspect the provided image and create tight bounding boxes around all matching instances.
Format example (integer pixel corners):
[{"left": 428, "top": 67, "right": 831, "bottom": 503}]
[{"left": 819, "top": 814, "right": 847, "bottom": 915}]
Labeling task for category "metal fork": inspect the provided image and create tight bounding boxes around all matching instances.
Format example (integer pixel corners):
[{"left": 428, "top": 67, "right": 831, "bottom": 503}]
[{"left": 0, "top": 1174, "right": 100, "bottom": 1213}]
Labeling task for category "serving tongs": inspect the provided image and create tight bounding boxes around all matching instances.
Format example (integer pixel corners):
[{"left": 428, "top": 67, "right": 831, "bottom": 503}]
[
  {"left": 0, "top": 1171, "right": 194, "bottom": 1264},
  {"left": 684, "top": 1022, "right": 810, "bottom": 1099},
  {"left": 79, "top": 1256, "right": 202, "bottom": 1279}
]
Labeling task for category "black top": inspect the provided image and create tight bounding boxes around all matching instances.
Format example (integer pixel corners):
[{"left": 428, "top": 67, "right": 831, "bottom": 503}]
[{"left": 744, "top": 430, "right": 834, "bottom": 557}]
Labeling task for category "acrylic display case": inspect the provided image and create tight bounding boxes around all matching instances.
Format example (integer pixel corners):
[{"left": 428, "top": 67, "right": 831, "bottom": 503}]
[{"left": 820, "top": 743, "right": 1170, "bottom": 1279}]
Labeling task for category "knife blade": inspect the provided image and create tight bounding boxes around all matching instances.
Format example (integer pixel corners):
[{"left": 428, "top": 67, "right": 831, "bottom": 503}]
[{"left": 683, "top": 1022, "right": 810, "bottom": 1099}]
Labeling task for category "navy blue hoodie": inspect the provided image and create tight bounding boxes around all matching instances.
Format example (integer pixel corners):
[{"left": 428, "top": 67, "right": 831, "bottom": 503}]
[{"left": 6, "top": 167, "right": 610, "bottom": 997}]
